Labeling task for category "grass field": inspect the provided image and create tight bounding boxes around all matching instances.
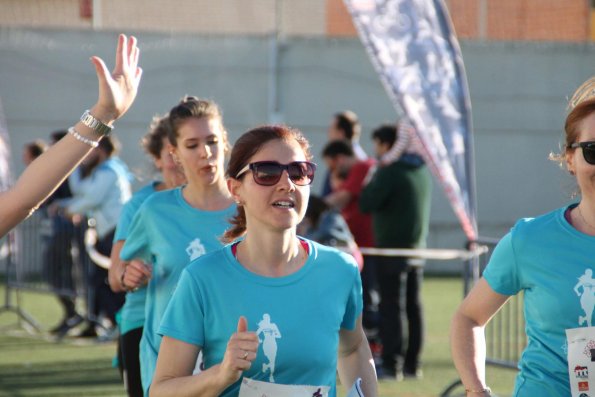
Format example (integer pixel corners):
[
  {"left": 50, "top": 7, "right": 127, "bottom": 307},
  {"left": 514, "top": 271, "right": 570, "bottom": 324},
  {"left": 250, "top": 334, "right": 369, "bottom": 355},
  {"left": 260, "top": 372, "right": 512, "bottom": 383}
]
[{"left": 0, "top": 277, "right": 517, "bottom": 397}]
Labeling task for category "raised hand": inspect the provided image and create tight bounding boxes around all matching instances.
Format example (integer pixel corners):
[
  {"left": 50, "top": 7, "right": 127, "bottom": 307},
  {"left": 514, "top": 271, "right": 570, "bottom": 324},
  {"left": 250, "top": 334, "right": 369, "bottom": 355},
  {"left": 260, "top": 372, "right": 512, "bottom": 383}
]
[
  {"left": 89, "top": 34, "right": 143, "bottom": 123},
  {"left": 218, "top": 316, "right": 260, "bottom": 386}
]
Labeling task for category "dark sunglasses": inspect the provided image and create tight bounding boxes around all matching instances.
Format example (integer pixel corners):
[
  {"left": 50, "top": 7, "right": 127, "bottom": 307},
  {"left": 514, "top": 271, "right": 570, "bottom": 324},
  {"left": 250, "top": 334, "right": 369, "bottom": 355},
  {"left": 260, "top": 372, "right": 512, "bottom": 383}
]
[
  {"left": 569, "top": 141, "right": 595, "bottom": 165},
  {"left": 235, "top": 161, "right": 317, "bottom": 186}
]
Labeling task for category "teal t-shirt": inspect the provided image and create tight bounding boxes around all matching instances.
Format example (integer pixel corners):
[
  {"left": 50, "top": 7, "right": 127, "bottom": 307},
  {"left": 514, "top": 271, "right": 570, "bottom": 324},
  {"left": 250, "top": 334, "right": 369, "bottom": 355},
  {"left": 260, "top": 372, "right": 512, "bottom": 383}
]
[
  {"left": 158, "top": 239, "right": 363, "bottom": 397},
  {"left": 483, "top": 204, "right": 595, "bottom": 396},
  {"left": 120, "top": 186, "right": 235, "bottom": 395},
  {"left": 113, "top": 181, "right": 159, "bottom": 335}
]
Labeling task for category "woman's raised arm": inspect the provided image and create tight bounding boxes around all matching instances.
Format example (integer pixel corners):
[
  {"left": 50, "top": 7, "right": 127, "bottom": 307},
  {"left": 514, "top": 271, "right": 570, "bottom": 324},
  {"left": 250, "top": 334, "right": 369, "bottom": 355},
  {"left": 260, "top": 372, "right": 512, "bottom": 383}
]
[{"left": 0, "top": 34, "right": 142, "bottom": 238}]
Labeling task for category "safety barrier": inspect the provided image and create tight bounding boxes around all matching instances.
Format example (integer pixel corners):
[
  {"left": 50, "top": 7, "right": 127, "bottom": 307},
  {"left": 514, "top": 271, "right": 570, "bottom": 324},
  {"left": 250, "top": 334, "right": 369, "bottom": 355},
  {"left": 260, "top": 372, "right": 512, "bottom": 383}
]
[
  {"left": 2, "top": 219, "right": 524, "bottom": 388},
  {"left": 0, "top": 209, "right": 93, "bottom": 333},
  {"left": 360, "top": 239, "right": 524, "bottom": 396}
]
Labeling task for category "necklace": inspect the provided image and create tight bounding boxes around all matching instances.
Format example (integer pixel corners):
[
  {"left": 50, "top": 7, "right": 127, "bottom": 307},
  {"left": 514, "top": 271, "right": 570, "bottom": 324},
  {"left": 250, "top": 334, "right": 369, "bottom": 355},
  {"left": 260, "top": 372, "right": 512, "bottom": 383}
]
[{"left": 577, "top": 204, "right": 595, "bottom": 231}]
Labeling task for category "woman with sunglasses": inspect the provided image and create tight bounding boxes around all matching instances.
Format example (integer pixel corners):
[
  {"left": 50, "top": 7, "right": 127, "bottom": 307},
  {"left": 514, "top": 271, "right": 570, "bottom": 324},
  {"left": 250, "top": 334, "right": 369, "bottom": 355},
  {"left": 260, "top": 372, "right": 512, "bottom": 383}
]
[
  {"left": 119, "top": 97, "right": 236, "bottom": 396},
  {"left": 151, "top": 125, "right": 378, "bottom": 397},
  {"left": 451, "top": 76, "right": 595, "bottom": 396}
]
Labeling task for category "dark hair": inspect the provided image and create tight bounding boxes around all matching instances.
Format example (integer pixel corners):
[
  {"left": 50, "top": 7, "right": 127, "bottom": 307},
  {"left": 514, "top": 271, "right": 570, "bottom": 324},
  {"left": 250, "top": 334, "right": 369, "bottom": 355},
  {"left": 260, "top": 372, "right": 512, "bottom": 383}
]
[
  {"left": 334, "top": 110, "right": 361, "bottom": 141},
  {"left": 372, "top": 123, "right": 397, "bottom": 148},
  {"left": 322, "top": 139, "right": 355, "bottom": 158},
  {"left": 50, "top": 130, "right": 68, "bottom": 144},
  {"left": 222, "top": 125, "right": 312, "bottom": 243},
  {"left": 333, "top": 168, "right": 349, "bottom": 181},
  {"left": 24, "top": 140, "right": 47, "bottom": 158},
  {"left": 98, "top": 134, "right": 118, "bottom": 156},
  {"left": 141, "top": 114, "right": 171, "bottom": 159},
  {"left": 303, "top": 194, "right": 329, "bottom": 228},
  {"left": 167, "top": 95, "right": 226, "bottom": 147}
]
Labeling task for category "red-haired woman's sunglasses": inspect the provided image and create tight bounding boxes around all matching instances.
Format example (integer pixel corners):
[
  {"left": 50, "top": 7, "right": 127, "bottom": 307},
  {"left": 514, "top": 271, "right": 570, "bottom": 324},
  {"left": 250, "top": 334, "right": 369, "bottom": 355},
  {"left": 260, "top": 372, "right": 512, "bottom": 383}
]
[{"left": 235, "top": 161, "right": 317, "bottom": 186}]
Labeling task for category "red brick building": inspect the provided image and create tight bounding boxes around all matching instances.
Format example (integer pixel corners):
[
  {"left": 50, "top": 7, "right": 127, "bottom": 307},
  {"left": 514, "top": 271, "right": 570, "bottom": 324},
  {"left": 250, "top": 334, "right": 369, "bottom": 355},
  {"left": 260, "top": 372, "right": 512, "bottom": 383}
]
[{"left": 0, "top": 0, "right": 592, "bottom": 41}]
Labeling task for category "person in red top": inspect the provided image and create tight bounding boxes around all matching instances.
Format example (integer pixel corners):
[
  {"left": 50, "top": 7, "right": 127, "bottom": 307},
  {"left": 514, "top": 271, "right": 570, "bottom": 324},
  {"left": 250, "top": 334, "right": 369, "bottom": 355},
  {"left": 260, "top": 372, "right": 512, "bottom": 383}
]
[
  {"left": 322, "top": 139, "right": 378, "bottom": 337},
  {"left": 322, "top": 140, "right": 375, "bottom": 248}
]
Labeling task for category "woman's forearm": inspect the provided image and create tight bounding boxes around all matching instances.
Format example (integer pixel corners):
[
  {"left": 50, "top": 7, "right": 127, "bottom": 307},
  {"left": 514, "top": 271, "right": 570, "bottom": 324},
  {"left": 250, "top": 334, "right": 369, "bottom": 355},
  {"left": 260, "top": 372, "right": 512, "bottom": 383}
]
[
  {"left": 450, "top": 311, "right": 490, "bottom": 394},
  {"left": 151, "top": 364, "right": 229, "bottom": 397},
  {"left": 0, "top": 121, "right": 103, "bottom": 237},
  {"left": 108, "top": 240, "right": 126, "bottom": 292},
  {"left": 337, "top": 334, "right": 378, "bottom": 397}
]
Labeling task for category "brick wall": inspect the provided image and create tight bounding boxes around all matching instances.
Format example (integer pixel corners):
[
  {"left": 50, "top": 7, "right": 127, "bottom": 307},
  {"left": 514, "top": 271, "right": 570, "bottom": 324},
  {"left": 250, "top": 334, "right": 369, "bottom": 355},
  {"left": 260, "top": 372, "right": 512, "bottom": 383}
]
[
  {"left": 97, "top": 0, "right": 277, "bottom": 34},
  {"left": 0, "top": 0, "right": 591, "bottom": 42},
  {"left": 446, "top": 0, "right": 481, "bottom": 38},
  {"left": 0, "top": 0, "right": 90, "bottom": 29},
  {"left": 326, "top": 0, "right": 356, "bottom": 37},
  {"left": 0, "top": 0, "right": 325, "bottom": 35},
  {"left": 447, "top": 0, "right": 590, "bottom": 41},
  {"left": 488, "top": 0, "right": 588, "bottom": 41}
]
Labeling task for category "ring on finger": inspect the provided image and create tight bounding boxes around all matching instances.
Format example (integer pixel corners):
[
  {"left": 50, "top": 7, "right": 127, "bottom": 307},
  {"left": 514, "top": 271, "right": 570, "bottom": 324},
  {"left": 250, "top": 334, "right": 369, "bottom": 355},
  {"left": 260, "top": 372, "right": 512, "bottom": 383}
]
[{"left": 242, "top": 350, "right": 248, "bottom": 359}]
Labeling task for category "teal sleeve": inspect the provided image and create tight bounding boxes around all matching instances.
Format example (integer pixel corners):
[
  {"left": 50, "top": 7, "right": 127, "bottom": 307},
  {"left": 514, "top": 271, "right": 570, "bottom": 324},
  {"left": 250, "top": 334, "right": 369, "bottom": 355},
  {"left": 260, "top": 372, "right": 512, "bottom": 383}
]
[
  {"left": 114, "top": 184, "right": 156, "bottom": 243},
  {"left": 120, "top": 206, "right": 151, "bottom": 263},
  {"left": 113, "top": 199, "right": 137, "bottom": 243},
  {"left": 482, "top": 231, "right": 521, "bottom": 296},
  {"left": 158, "top": 268, "right": 205, "bottom": 347},
  {"left": 341, "top": 255, "right": 364, "bottom": 330}
]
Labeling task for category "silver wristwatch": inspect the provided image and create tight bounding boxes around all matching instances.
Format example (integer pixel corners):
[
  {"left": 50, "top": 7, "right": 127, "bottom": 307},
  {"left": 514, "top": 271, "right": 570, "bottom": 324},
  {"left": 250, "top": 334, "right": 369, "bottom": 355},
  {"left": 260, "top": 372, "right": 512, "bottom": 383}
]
[{"left": 80, "top": 110, "right": 113, "bottom": 136}]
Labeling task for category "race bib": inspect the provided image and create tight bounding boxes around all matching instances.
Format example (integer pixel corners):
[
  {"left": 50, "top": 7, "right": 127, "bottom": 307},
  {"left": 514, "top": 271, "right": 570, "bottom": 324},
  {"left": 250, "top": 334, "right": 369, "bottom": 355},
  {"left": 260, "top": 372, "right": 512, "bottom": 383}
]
[
  {"left": 566, "top": 327, "right": 595, "bottom": 397},
  {"left": 239, "top": 377, "right": 329, "bottom": 397}
]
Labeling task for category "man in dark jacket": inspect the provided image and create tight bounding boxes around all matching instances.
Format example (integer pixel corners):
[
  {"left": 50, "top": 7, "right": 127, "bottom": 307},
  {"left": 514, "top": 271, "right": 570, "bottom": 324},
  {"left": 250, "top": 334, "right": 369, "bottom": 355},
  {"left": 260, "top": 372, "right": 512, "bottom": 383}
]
[{"left": 360, "top": 123, "right": 432, "bottom": 380}]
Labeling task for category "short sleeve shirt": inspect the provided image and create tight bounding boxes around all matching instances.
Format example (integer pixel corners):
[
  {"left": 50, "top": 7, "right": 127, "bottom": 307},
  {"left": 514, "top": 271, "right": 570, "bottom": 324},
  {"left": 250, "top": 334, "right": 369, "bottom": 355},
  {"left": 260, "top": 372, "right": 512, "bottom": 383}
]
[
  {"left": 159, "top": 240, "right": 363, "bottom": 397},
  {"left": 121, "top": 186, "right": 235, "bottom": 394},
  {"left": 483, "top": 205, "right": 595, "bottom": 396}
]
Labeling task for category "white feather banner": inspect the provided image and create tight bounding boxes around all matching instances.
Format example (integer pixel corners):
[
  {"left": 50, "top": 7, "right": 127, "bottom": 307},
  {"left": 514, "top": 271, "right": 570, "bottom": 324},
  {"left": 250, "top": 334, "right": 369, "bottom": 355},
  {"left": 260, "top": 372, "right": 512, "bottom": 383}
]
[{"left": 344, "top": 0, "right": 478, "bottom": 240}]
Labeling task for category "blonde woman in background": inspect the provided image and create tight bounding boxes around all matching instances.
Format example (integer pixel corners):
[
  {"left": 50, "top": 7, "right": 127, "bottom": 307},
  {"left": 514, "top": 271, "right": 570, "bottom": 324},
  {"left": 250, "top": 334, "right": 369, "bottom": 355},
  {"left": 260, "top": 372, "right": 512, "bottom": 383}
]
[{"left": 451, "top": 76, "right": 595, "bottom": 396}]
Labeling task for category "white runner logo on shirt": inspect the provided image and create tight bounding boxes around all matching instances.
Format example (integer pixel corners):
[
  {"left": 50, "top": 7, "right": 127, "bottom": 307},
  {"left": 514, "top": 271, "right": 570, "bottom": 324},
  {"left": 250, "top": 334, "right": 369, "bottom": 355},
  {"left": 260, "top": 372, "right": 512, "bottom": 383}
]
[
  {"left": 257, "top": 313, "right": 282, "bottom": 382},
  {"left": 185, "top": 238, "right": 206, "bottom": 261},
  {"left": 575, "top": 269, "right": 595, "bottom": 326}
]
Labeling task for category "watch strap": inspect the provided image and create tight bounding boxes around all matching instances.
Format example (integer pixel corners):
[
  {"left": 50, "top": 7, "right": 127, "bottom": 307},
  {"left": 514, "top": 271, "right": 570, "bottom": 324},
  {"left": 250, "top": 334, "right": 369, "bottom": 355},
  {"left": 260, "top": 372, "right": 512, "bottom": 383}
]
[{"left": 80, "top": 110, "right": 113, "bottom": 136}]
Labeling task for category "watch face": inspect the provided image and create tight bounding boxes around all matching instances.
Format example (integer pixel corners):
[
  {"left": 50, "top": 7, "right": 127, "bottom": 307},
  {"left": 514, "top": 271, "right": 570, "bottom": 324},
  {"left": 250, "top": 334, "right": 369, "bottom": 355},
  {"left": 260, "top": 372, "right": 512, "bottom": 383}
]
[{"left": 82, "top": 111, "right": 97, "bottom": 126}]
